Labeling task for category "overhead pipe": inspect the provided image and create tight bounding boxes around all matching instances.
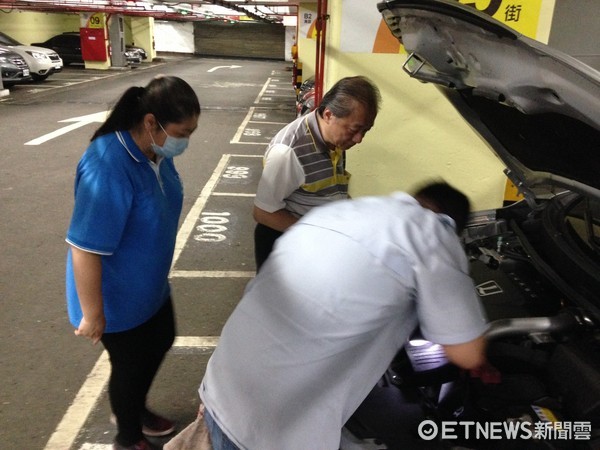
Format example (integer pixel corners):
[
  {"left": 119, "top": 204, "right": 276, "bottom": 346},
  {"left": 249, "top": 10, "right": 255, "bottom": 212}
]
[
  {"left": 206, "top": 0, "right": 277, "bottom": 23},
  {"left": 0, "top": 1, "right": 215, "bottom": 20},
  {"left": 0, "top": 0, "right": 296, "bottom": 21},
  {"left": 314, "top": 0, "right": 328, "bottom": 106}
]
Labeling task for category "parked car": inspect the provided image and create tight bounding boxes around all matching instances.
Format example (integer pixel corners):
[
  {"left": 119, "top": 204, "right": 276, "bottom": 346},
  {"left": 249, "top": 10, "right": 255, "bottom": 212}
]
[
  {"left": 0, "top": 45, "right": 30, "bottom": 86},
  {"left": 33, "top": 32, "right": 140, "bottom": 66},
  {"left": 0, "top": 31, "right": 62, "bottom": 81},
  {"left": 344, "top": 1, "right": 600, "bottom": 448},
  {"left": 124, "top": 46, "right": 142, "bottom": 65},
  {"left": 126, "top": 44, "right": 148, "bottom": 61},
  {"left": 32, "top": 32, "right": 82, "bottom": 65}
]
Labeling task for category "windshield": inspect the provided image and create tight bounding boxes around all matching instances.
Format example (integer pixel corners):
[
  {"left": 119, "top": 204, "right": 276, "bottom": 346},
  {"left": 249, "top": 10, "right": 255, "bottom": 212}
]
[
  {"left": 565, "top": 197, "right": 600, "bottom": 259},
  {"left": 0, "top": 31, "right": 22, "bottom": 46}
]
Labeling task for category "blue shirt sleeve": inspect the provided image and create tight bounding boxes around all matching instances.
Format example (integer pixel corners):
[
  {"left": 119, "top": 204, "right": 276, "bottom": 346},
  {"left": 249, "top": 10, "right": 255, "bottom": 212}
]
[{"left": 66, "top": 139, "right": 133, "bottom": 254}]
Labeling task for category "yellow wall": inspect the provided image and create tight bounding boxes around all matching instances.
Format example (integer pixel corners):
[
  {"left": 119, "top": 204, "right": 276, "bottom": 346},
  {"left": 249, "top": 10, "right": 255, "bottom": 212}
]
[
  {"left": 328, "top": 51, "right": 506, "bottom": 208},
  {"left": 127, "top": 16, "right": 156, "bottom": 61},
  {"left": 296, "top": 3, "right": 318, "bottom": 80},
  {"left": 303, "top": 0, "right": 557, "bottom": 210},
  {"left": 0, "top": 10, "right": 80, "bottom": 44}
]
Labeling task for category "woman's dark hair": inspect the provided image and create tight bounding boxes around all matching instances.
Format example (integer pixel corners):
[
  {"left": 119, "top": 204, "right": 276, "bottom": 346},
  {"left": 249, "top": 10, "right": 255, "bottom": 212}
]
[
  {"left": 91, "top": 76, "right": 201, "bottom": 141},
  {"left": 317, "top": 76, "right": 381, "bottom": 121},
  {"left": 414, "top": 181, "right": 471, "bottom": 234}
]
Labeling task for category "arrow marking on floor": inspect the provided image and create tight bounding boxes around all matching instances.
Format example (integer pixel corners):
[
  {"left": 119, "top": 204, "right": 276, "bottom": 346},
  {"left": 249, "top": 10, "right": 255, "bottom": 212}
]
[
  {"left": 25, "top": 111, "right": 110, "bottom": 145},
  {"left": 207, "top": 64, "right": 242, "bottom": 73}
]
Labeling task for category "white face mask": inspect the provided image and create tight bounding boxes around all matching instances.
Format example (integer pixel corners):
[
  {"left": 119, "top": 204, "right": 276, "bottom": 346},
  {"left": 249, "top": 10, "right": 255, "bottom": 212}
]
[{"left": 149, "top": 122, "right": 189, "bottom": 158}]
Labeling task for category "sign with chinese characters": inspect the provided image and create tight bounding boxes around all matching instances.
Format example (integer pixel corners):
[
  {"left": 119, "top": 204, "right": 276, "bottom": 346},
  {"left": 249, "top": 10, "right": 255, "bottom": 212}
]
[
  {"left": 337, "top": 0, "right": 555, "bottom": 53},
  {"left": 457, "top": 0, "right": 544, "bottom": 38},
  {"left": 299, "top": 4, "right": 318, "bottom": 39}
]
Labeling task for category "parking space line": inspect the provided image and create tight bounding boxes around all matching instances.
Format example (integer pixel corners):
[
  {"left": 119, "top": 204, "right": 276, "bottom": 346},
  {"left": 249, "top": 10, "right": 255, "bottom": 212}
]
[
  {"left": 1, "top": 65, "right": 163, "bottom": 103},
  {"left": 253, "top": 78, "right": 271, "bottom": 103},
  {"left": 44, "top": 352, "right": 111, "bottom": 450},
  {"left": 173, "top": 153, "right": 264, "bottom": 266},
  {"left": 174, "top": 336, "right": 220, "bottom": 347},
  {"left": 230, "top": 107, "right": 255, "bottom": 143},
  {"left": 212, "top": 192, "right": 255, "bottom": 197},
  {"left": 172, "top": 154, "right": 230, "bottom": 268},
  {"left": 46, "top": 337, "right": 220, "bottom": 450},
  {"left": 170, "top": 270, "right": 255, "bottom": 278},
  {"left": 230, "top": 106, "right": 291, "bottom": 145}
]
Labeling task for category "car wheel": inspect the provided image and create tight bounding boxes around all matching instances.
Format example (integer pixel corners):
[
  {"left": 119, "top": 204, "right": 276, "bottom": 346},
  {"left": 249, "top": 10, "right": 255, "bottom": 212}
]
[{"left": 31, "top": 73, "right": 49, "bottom": 82}]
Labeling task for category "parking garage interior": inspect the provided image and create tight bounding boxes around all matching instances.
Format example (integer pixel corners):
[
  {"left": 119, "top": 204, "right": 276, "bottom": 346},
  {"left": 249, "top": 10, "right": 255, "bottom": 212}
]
[{"left": 1, "top": 1, "right": 599, "bottom": 449}]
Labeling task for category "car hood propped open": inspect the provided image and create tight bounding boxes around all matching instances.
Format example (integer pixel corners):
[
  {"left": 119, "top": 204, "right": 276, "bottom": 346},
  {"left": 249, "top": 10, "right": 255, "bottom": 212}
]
[{"left": 377, "top": 0, "right": 600, "bottom": 203}]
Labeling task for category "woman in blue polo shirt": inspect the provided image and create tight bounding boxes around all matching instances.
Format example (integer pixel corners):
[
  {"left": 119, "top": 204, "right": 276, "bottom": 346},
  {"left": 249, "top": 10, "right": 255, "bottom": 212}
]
[{"left": 65, "top": 76, "right": 200, "bottom": 450}]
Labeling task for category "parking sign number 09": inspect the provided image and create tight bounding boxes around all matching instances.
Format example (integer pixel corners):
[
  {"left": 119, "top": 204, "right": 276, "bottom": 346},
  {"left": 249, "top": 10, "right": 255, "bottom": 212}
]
[{"left": 194, "top": 212, "right": 231, "bottom": 242}]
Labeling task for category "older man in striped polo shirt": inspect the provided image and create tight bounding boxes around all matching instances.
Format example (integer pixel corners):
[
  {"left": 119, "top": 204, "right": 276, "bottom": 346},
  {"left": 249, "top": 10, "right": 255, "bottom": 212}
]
[{"left": 253, "top": 75, "right": 381, "bottom": 270}]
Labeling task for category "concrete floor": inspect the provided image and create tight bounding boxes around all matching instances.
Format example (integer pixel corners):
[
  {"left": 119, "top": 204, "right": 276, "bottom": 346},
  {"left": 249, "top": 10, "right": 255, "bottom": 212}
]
[{"left": 0, "top": 55, "right": 296, "bottom": 449}]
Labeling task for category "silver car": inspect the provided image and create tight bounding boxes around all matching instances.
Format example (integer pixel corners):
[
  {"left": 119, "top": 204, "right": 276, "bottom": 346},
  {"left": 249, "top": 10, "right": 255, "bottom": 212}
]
[
  {"left": 0, "top": 45, "right": 30, "bottom": 86},
  {"left": 0, "top": 31, "right": 63, "bottom": 81}
]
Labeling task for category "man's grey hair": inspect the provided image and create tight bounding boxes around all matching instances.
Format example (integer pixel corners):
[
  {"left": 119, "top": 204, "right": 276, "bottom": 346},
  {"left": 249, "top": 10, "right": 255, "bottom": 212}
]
[{"left": 317, "top": 76, "right": 381, "bottom": 121}]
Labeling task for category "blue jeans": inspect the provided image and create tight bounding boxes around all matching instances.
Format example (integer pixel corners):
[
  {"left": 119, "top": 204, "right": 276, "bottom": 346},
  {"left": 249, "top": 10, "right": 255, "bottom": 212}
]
[{"left": 204, "top": 407, "right": 241, "bottom": 450}]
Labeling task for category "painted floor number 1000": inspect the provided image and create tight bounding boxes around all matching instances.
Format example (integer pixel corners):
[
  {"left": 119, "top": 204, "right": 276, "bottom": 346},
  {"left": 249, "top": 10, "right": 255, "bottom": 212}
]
[
  {"left": 195, "top": 212, "right": 231, "bottom": 242},
  {"left": 194, "top": 166, "right": 251, "bottom": 242}
]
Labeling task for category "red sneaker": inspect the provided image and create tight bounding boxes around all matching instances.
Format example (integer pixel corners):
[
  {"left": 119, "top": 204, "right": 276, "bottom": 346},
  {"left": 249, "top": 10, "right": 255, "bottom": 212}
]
[{"left": 141, "top": 410, "right": 176, "bottom": 437}]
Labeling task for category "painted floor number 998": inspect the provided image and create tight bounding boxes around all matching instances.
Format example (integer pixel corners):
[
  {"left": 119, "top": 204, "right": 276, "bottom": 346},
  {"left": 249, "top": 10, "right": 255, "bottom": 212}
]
[{"left": 223, "top": 166, "right": 250, "bottom": 179}]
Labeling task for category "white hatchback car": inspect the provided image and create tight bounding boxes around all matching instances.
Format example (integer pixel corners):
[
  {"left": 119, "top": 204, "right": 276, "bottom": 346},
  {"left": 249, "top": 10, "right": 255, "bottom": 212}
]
[{"left": 0, "top": 31, "right": 63, "bottom": 81}]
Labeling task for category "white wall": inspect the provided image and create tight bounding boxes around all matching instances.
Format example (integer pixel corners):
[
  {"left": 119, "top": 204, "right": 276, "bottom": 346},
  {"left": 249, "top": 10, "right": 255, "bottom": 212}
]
[
  {"left": 284, "top": 26, "right": 296, "bottom": 62},
  {"left": 154, "top": 20, "right": 194, "bottom": 53}
]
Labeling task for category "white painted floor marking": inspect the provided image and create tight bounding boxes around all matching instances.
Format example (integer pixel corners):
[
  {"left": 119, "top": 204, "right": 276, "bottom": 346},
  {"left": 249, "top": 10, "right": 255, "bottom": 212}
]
[
  {"left": 211, "top": 192, "right": 255, "bottom": 197},
  {"left": 172, "top": 154, "right": 230, "bottom": 268},
  {"left": 44, "top": 351, "right": 111, "bottom": 450},
  {"left": 230, "top": 107, "right": 255, "bottom": 143},
  {"left": 230, "top": 141, "right": 271, "bottom": 146},
  {"left": 25, "top": 111, "right": 110, "bottom": 146},
  {"left": 170, "top": 270, "right": 255, "bottom": 278},
  {"left": 174, "top": 336, "right": 220, "bottom": 347},
  {"left": 207, "top": 64, "right": 242, "bottom": 73},
  {"left": 47, "top": 337, "right": 220, "bottom": 450},
  {"left": 229, "top": 105, "right": 290, "bottom": 145},
  {"left": 254, "top": 78, "right": 271, "bottom": 104}
]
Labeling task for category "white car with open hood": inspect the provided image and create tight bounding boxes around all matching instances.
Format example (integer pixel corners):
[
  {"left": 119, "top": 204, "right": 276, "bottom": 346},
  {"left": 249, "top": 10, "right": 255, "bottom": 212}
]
[{"left": 344, "top": 1, "right": 600, "bottom": 448}]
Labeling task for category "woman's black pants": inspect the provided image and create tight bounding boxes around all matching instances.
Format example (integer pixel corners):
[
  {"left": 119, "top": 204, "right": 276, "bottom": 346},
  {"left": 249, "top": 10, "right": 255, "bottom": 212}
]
[
  {"left": 101, "top": 298, "right": 175, "bottom": 446},
  {"left": 254, "top": 223, "right": 283, "bottom": 272}
]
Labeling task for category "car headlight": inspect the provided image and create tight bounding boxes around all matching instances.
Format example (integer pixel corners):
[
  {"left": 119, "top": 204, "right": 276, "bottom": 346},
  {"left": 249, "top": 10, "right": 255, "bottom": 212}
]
[
  {"left": 26, "top": 51, "right": 49, "bottom": 61},
  {"left": 0, "top": 56, "right": 8, "bottom": 63}
]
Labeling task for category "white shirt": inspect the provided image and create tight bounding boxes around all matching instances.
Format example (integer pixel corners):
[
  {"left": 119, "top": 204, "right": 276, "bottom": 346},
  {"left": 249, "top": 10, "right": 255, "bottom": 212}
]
[{"left": 200, "top": 192, "right": 488, "bottom": 450}]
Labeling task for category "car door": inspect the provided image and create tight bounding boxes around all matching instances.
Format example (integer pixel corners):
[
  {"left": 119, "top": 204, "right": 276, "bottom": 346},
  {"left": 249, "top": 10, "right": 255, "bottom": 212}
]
[{"left": 54, "top": 34, "right": 82, "bottom": 65}]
